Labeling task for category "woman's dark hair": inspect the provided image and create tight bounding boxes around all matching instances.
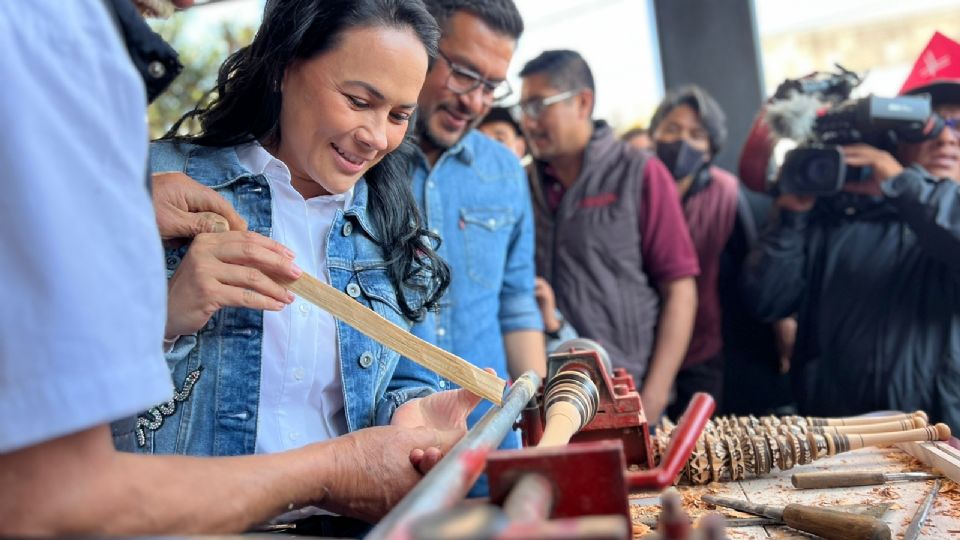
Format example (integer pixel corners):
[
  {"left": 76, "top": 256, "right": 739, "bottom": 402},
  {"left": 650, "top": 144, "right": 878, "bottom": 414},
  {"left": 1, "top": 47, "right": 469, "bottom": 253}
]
[
  {"left": 648, "top": 84, "right": 728, "bottom": 156},
  {"left": 164, "top": 0, "right": 449, "bottom": 321}
]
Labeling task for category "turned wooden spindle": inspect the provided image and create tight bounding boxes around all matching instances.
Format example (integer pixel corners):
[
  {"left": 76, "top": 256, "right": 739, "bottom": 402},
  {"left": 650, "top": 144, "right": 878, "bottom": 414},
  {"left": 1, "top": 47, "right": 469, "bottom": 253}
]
[
  {"left": 800, "top": 411, "right": 928, "bottom": 427},
  {"left": 838, "top": 423, "right": 951, "bottom": 452},
  {"left": 812, "top": 416, "right": 926, "bottom": 435},
  {"left": 537, "top": 368, "right": 599, "bottom": 447}
]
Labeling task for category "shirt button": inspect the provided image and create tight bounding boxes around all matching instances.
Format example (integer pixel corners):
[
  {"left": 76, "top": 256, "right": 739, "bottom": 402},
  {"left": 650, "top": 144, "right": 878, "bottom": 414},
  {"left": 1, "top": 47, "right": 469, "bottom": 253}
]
[
  {"left": 427, "top": 181, "right": 435, "bottom": 188},
  {"left": 298, "top": 303, "right": 309, "bottom": 315},
  {"left": 437, "top": 327, "right": 446, "bottom": 337},
  {"left": 346, "top": 283, "right": 362, "bottom": 298},
  {"left": 487, "top": 219, "right": 496, "bottom": 227},
  {"left": 165, "top": 255, "right": 180, "bottom": 267},
  {"left": 845, "top": 207, "right": 856, "bottom": 215},
  {"left": 342, "top": 222, "right": 353, "bottom": 236},
  {"left": 294, "top": 368, "right": 305, "bottom": 381},
  {"left": 358, "top": 351, "right": 374, "bottom": 368},
  {"left": 439, "top": 379, "right": 447, "bottom": 388},
  {"left": 288, "top": 432, "right": 300, "bottom": 441}
]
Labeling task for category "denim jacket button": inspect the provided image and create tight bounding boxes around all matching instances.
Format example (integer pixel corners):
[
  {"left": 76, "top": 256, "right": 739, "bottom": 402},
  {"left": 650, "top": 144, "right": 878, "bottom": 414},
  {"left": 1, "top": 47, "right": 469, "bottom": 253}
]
[
  {"left": 342, "top": 222, "right": 353, "bottom": 236},
  {"left": 358, "top": 351, "right": 374, "bottom": 368},
  {"left": 346, "top": 283, "right": 361, "bottom": 298},
  {"left": 438, "top": 379, "right": 447, "bottom": 388}
]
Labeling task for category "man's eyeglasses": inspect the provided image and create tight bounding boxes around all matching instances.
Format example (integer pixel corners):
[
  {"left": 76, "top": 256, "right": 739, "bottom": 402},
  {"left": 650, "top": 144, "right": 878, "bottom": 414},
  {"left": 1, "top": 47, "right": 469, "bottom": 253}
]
[
  {"left": 438, "top": 50, "right": 512, "bottom": 104},
  {"left": 513, "top": 90, "right": 579, "bottom": 119}
]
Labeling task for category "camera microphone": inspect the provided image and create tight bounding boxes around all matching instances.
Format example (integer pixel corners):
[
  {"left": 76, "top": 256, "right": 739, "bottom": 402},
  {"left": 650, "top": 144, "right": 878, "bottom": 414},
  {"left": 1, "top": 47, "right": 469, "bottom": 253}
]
[{"left": 764, "top": 92, "right": 823, "bottom": 142}]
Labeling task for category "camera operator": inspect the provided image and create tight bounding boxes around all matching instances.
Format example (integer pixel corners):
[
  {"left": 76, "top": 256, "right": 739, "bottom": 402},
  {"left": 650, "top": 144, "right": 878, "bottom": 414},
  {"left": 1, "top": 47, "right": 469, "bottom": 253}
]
[{"left": 742, "top": 33, "right": 960, "bottom": 431}]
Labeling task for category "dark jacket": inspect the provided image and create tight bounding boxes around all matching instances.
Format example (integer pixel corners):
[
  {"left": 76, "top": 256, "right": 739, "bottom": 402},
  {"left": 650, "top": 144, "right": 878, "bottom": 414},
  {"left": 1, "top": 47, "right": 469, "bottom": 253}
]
[
  {"left": 742, "top": 167, "right": 960, "bottom": 430},
  {"left": 529, "top": 122, "right": 661, "bottom": 382}
]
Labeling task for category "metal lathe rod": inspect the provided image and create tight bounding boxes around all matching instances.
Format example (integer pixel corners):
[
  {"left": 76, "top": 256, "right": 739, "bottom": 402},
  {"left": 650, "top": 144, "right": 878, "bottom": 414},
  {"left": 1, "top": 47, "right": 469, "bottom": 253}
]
[{"left": 366, "top": 371, "right": 542, "bottom": 540}]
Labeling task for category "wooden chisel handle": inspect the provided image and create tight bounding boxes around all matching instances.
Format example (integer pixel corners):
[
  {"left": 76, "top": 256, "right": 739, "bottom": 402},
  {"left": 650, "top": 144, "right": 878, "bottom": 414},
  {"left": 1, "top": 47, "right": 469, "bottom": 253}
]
[
  {"left": 782, "top": 504, "right": 891, "bottom": 540},
  {"left": 792, "top": 471, "right": 888, "bottom": 489}
]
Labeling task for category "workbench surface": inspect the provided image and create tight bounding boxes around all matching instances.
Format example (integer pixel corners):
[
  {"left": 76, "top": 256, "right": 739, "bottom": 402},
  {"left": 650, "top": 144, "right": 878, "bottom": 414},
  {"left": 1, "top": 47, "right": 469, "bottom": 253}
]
[{"left": 629, "top": 442, "right": 960, "bottom": 539}]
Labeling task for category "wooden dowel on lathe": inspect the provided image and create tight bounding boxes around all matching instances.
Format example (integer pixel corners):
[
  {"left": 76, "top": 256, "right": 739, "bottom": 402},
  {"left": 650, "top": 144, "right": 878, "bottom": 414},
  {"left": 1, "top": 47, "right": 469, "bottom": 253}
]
[
  {"left": 537, "top": 368, "right": 599, "bottom": 447},
  {"left": 286, "top": 274, "right": 505, "bottom": 405},
  {"left": 538, "top": 401, "right": 583, "bottom": 447}
]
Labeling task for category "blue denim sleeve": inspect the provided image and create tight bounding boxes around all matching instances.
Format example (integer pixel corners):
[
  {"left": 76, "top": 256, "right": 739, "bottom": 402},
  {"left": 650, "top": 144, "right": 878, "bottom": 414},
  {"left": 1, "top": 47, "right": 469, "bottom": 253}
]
[
  {"left": 498, "top": 164, "right": 544, "bottom": 333},
  {"left": 148, "top": 141, "right": 189, "bottom": 174}
]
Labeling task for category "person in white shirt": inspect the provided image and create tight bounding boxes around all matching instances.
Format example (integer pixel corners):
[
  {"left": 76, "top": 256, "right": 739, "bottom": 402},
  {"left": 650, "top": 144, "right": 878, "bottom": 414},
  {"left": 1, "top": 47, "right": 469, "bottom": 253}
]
[{"left": 0, "top": 0, "right": 478, "bottom": 535}]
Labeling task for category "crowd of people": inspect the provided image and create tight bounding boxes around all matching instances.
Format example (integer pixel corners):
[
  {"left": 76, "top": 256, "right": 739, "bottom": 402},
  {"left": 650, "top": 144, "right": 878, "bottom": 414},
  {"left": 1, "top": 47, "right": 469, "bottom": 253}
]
[{"left": 1, "top": 0, "right": 958, "bottom": 536}]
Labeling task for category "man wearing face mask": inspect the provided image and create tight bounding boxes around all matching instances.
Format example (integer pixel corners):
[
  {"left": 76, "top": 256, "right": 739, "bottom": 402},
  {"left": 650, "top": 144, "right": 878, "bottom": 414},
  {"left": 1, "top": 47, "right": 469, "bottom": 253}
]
[
  {"left": 519, "top": 50, "right": 699, "bottom": 423},
  {"left": 649, "top": 86, "right": 739, "bottom": 419}
]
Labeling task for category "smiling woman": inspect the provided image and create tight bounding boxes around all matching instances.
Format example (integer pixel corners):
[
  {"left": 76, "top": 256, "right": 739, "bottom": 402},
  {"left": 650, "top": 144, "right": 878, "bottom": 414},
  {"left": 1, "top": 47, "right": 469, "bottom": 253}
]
[{"left": 110, "top": 0, "right": 476, "bottom": 529}]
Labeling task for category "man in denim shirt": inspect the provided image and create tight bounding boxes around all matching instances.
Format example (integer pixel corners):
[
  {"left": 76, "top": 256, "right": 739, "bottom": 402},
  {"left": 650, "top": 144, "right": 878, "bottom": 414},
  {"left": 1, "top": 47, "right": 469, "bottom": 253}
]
[{"left": 410, "top": 0, "right": 546, "bottom": 456}]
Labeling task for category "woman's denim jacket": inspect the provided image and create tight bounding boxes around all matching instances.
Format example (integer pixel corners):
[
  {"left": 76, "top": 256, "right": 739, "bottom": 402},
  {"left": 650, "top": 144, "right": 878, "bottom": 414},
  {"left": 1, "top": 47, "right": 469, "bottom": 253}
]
[{"left": 113, "top": 142, "right": 440, "bottom": 456}]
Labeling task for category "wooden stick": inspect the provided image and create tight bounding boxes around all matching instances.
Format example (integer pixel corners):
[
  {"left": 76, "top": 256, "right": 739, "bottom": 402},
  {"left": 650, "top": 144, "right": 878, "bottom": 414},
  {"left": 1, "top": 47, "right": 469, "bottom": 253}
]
[
  {"left": 843, "top": 423, "right": 951, "bottom": 451},
  {"left": 809, "top": 411, "right": 927, "bottom": 427},
  {"left": 817, "top": 417, "right": 926, "bottom": 435},
  {"left": 286, "top": 273, "right": 505, "bottom": 405},
  {"left": 201, "top": 215, "right": 506, "bottom": 405}
]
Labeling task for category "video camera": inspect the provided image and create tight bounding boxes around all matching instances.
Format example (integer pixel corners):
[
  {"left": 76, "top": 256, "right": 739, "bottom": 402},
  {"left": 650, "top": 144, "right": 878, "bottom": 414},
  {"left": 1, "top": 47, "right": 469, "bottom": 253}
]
[{"left": 740, "top": 66, "right": 944, "bottom": 195}]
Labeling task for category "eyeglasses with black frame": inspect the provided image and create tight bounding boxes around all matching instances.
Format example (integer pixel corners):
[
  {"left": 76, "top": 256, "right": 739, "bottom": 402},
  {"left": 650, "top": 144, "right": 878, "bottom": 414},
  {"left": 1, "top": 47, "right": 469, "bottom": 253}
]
[
  {"left": 438, "top": 50, "right": 513, "bottom": 104},
  {"left": 513, "top": 89, "right": 579, "bottom": 119}
]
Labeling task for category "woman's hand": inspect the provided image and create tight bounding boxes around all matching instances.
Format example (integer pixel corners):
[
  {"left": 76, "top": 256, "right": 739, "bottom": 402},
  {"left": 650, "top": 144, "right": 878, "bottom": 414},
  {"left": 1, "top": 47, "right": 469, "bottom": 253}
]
[
  {"left": 391, "top": 386, "right": 484, "bottom": 473},
  {"left": 165, "top": 231, "right": 301, "bottom": 339}
]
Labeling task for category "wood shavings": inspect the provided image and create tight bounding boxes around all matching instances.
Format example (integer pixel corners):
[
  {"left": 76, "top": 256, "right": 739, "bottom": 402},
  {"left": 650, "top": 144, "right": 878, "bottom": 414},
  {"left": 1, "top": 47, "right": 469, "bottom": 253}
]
[
  {"left": 939, "top": 480, "right": 960, "bottom": 518},
  {"left": 872, "top": 486, "right": 901, "bottom": 500}
]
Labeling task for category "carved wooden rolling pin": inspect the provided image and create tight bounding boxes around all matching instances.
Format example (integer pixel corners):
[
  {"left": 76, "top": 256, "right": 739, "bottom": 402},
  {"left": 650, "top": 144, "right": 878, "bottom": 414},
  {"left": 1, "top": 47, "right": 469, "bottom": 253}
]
[{"left": 200, "top": 212, "right": 506, "bottom": 405}]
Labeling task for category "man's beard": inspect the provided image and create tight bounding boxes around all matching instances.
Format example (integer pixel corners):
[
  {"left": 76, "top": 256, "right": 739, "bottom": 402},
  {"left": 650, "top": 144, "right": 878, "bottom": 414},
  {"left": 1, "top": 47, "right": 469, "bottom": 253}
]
[{"left": 415, "top": 105, "right": 482, "bottom": 152}]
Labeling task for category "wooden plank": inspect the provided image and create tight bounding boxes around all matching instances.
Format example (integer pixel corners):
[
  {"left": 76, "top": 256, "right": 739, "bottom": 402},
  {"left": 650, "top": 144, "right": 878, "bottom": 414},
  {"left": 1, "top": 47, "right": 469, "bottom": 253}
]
[
  {"left": 896, "top": 441, "right": 960, "bottom": 485},
  {"left": 287, "top": 273, "right": 506, "bottom": 405}
]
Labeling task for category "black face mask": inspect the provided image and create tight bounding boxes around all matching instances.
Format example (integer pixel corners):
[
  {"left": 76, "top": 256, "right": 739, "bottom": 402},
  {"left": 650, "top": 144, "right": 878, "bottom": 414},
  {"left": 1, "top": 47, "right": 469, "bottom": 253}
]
[{"left": 656, "top": 139, "right": 706, "bottom": 181}]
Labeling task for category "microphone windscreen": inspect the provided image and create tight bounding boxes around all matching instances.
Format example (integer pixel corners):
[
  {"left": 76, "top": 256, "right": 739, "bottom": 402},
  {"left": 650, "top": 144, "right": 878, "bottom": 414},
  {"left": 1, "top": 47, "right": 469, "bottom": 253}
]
[{"left": 764, "top": 93, "right": 822, "bottom": 142}]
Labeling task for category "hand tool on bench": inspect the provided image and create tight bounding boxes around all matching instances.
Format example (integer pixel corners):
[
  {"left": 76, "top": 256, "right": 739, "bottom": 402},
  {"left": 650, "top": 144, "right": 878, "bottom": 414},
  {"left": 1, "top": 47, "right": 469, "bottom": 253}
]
[
  {"left": 792, "top": 470, "right": 941, "bottom": 489},
  {"left": 701, "top": 494, "right": 891, "bottom": 540},
  {"left": 903, "top": 477, "right": 941, "bottom": 540},
  {"left": 637, "top": 502, "right": 892, "bottom": 529}
]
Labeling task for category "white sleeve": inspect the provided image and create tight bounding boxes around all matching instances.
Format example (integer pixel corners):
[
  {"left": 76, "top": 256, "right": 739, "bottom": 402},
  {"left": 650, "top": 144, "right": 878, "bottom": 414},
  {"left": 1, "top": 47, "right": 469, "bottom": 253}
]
[{"left": 0, "top": 0, "right": 173, "bottom": 453}]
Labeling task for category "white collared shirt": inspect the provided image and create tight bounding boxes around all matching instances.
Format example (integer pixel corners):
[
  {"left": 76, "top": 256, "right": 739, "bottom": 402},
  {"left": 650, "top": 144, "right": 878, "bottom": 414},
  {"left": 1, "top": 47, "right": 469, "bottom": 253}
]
[{"left": 236, "top": 143, "right": 352, "bottom": 454}]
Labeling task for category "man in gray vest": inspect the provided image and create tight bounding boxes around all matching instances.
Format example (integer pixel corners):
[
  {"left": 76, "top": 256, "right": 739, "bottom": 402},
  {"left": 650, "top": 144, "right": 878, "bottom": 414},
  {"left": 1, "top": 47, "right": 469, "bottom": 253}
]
[{"left": 518, "top": 50, "right": 700, "bottom": 422}]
